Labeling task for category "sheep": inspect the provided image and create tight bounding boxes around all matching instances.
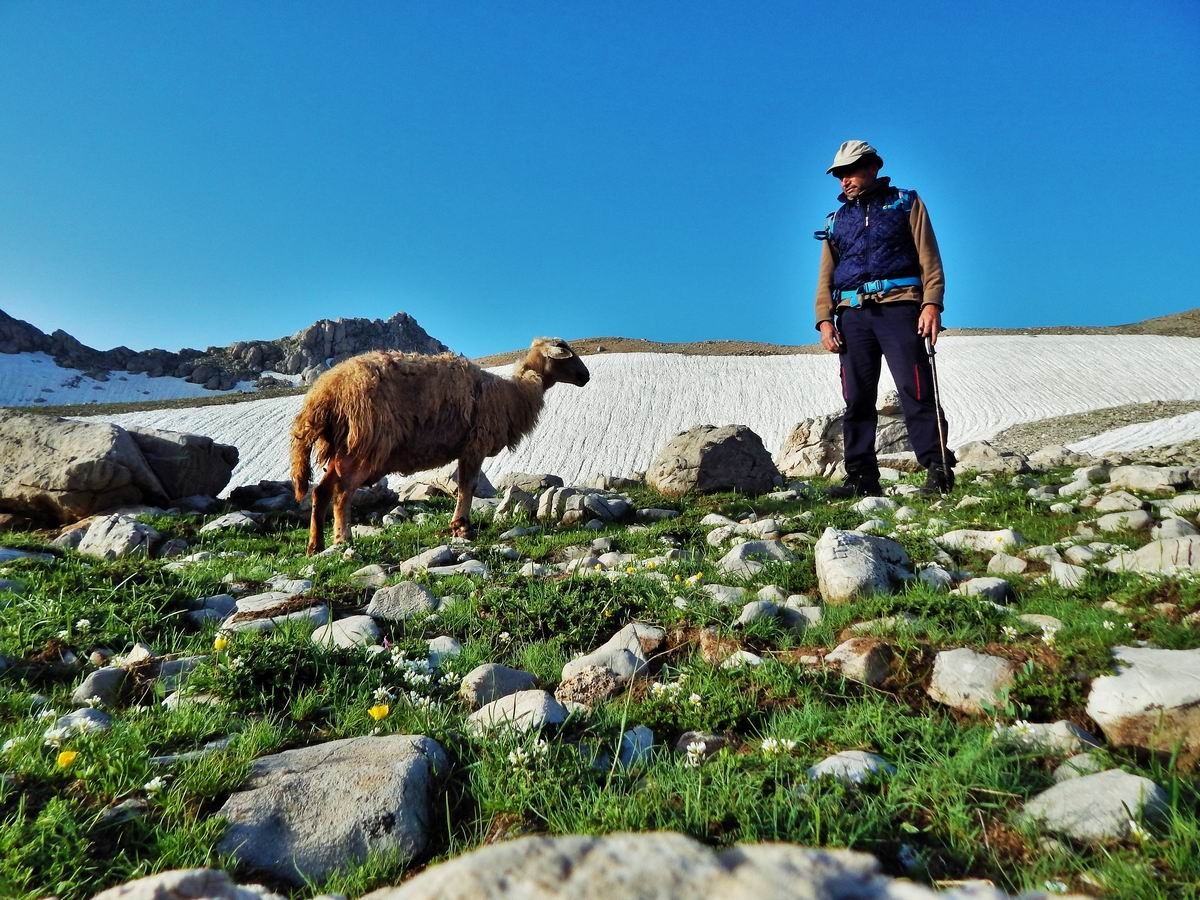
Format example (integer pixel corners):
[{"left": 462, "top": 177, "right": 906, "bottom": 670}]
[{"left": 289, "top": 337, "right": 590, "bottom": 555}]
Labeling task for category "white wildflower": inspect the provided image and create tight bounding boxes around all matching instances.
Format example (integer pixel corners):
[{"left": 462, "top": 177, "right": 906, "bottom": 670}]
[
  {"left": 1000, "top": 625, "right": 1018, "bottom": 640},
  {"left": 688, "top": 692, "right": 702, "bottom": 708},
  {"left": 84, "top": 696, "right": 104, "bottom": 709},
  {"left": 372, "top": 686, "right": 395, "bottom": 703},
  {"left": 1127, "top": 818, "right": 1151, "bottom": 843},
  {"left": 438, "top": 672, "right": 459, "bottom": 687},
  {"left": 2, "top": 736, "right": 24, "bottom": 754},
  {"left": 37, "top": 709, "right": 58, "bottom": 722},
  {"left": 1040, "top": 627, "right": 1057, "bottom": 647},
  {"left": 1102, "top": 620, "right": 1116, "bottom": 631},
  {"left": 498, "top": 631, "right": 512, "bottom": 644},
  {"left": 227, "top": 656, "right": 246, "bottom": 670},
  {"left": 760, "top": 737, "right": 797, "bottom": 756},
  {"left": 508, "top": 746, "right": 530, "bottom": 768},
  {"left": 74, "top": 618, "right": 92, "bottom": 632},
  {"left": 1043, "top": 881, "right": 1068, "bottom": 894},
  {"left": 143, "top": 775, "right": 169, "bottom": 794},
  {"left": 685, "top": 740, "right": 706, "bottom": 767}
]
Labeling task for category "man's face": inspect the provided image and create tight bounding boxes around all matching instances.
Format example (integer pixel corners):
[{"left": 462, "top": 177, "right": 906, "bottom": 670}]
[{"left": 833, "top": 161, "right": 880, "bottom": 199}]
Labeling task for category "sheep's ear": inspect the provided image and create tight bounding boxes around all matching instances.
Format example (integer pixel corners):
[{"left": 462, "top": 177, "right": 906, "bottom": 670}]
[{"left": 542, "top": 342, "right": 574, "bottom": 359}]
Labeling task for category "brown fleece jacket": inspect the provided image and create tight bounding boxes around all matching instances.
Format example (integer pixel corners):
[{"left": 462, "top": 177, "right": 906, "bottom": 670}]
[{"left": 813, "top": 188, "right": 945, "bottom": 329}]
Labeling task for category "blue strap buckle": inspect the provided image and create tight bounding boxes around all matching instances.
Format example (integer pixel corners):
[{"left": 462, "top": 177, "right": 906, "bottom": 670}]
[{"left": 860, "top": 279, "right": 886, "bottom": 293}]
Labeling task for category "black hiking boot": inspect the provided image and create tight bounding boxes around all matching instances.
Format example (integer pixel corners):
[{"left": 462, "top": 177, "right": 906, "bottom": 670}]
[
  {"left": 921, "top": 463, "right": 956, "bottom": 496},
  {"left": 826, "top": 470, "right": 883, "bottom": 499}
]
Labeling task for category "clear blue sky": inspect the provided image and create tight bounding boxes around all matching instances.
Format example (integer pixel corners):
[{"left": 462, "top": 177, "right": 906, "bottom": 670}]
[{"left": 1, "top": 1, "right": 1197, "bottom": 358}]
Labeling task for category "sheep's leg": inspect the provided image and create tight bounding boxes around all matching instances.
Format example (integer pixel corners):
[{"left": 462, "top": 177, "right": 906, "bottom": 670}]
[
  {"left": 450, "top": 457, "right": 482, "bottom": 539},
  {"left": 331, "top": 462, "right": 370, "bottom": 548},
  {"left": 307, "top": 468, "right": 338, "bottom": 556}
]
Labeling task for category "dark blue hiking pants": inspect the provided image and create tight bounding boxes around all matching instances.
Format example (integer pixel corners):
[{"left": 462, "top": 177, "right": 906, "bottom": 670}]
[{"left": 836, "top": 301, "right": 955, "bottom": 474}]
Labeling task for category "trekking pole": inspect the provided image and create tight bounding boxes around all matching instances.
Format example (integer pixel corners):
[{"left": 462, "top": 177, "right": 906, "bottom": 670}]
[{"left": 924, "top": 335, "right": 950, "bottom": 474}]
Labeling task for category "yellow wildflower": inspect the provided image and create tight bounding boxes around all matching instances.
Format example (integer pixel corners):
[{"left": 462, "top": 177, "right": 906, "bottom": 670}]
[
  {"left": 56, "top": 749, "right": 78, "bottom": 768},
  {"left": 213, "top": 634, "right": 229, "bottom": 651},
  {"left": 368, "top": 704, "right": 390, "bottom": 721},
  {"left": 626, "top": 567, "right": 635, "bottom": 574}
]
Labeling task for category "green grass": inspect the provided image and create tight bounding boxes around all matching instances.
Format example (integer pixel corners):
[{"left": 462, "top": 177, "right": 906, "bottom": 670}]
[{"left": 1, "top": 469, "right": 1198, "bottom": 897}]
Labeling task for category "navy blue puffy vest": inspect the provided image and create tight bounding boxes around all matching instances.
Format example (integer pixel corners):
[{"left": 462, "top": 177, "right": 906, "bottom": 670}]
[{"left": 822, "top": 180, "right": 921, "bottom": 294}]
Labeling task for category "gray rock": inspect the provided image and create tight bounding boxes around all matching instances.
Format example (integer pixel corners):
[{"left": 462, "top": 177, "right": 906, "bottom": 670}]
[
  {"left": 495, "top": 485, "right": 537, "bottom": 521},
  {"left": 495, "top": 472, "right": 564, "bottom": 493},
  {"left": 1044, "top": 561, "right": 1087, "bottom": 588},
  {"left": 927, "top": 648, "right": 1016, "bottom": 715},
  {"left": 0, "top": 411, "right": 170, "bottom": 523},
  {"left": 987, "top": 553, "right": 1027, "bottom": 575},
  {"left": 991, "top": 720, "right": 1100, "bottom": 755},
  {"left": 953, "top": 440, "right": 1028, "bottom": 475},
  {"left": 1108, "top": 465, "right": 1191, "bottom": 494},
  {"left": 91, "top": 868, "right": 284, "bottom": 900},
  {"left": 825, "top": 639, "right": 894, "bottom": 688},
  {"left": 775, "top": 408, "right": 911, "bottom": 479},
  {"left": 1104, "top": 535, "right": 1200, "bottom": 574},
  {"left": 359, "top": 831, "right": 974, "bottom": 900},
  {"left": 123, "top": 426, "right": 238, "bottom": 501},
  {"left": 851, "top": 496, "right": 895, "bottom": 515},
  {"left": 1094, "top": 490, "right": 1146, "bottom": 513},
  {"left": 951, "top": 577, "right": 1012, "bottom": 602},
  {"left": 1063, "top": 545, "right": 1098, "bottom": 565},
  {"left": 1021, "top": 769, "right": 1168, "bottom": 842},
  {"left": 1095, "top": 509, "right": 1153, "bottom": 532},
  {"left": 350, "top": 564, "right": 389, "bottom": 588},
  {"left": 366, "top": 582, "right": 440, "bottom": 622},
  {"left": 936, "top": 528, "right": 1025, "bottom": 554},
  {"left": 460, "top": 664, "right": 537, "bottom": 710},
  {"left": 917, "top": 564, "right": 955, "bottom": 591},
  {"left": 222, "top": 601, "right": 328, "bottom": 635},
  {"left": 562, "top": 622, "right": 666, "bottom": 682},
  {"left": 199, "top": 512, "right": 261, "bottom": 534},
  {"left": 428, "top": 559, "right": 488, "bottom": 577},
  {"left": 647, "top": 425, "right": 780, "bottom": 496},
  {"left": 77, "top": 514, "right": 160, "bottom": 560},
  {"left": 1151, "top": 517, "right": 1199, "bottom": 540},
  {"left": 634, "top": 507, "right": 679, "bottom": 523},
  {"left": 1051, "top": 752, "right": 1107, "bottom": 783},
  {"left": 398, "top": 544, "right": 456, "bottom": 574},
  {"left": 702, "top": 583, "right": 748, "bottom": 606},
  {"left": 467, "top": 690, "right": 569, "bottom": 735},
  {"left": 1086, "top": 645, "right": 1200, "bottom": 761},
  {"left": 311, "top": 615, "right": 381, "bottom": 649},
  {"left": 814, "top": 528, "right": 910, "bottom": 604},
  {"left": 617, "top": 725, "right": 654, "bottom": 769},
  {"left": 43, "top": 707, "right": 112, "bottom": 744},
  {"left": 806, "top": 750, "right": 895, "bottom": 784},
  {"left": 425, "top": 636, "right": 462, "bottom": 667},
  {"left": 717, "top": 540, "right": 796, "bottom": 576},
  {"left": 72, "top": 666, "right": 128, "bottom": 708},
  {"left": 217, "top": 734, "right": 447, "bottom": 885},
  {"left": 1168, "top": 493, "right": 1200, "bottom": 515}
]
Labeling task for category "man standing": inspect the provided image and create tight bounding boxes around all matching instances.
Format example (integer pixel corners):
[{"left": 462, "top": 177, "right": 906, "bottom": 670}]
[{"left": 814, "top": 140, "right": 955, "bottom": 497}]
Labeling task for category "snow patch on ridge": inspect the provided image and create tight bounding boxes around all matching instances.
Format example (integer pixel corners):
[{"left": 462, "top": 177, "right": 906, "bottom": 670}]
[{"left": 0, "top": 352, "right": 256, "bottom": 406}]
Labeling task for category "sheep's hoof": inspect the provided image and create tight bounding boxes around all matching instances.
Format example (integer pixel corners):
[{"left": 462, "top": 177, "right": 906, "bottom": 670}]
[{"left": 449, "top": 518, "right": 475, "bottom": 540}]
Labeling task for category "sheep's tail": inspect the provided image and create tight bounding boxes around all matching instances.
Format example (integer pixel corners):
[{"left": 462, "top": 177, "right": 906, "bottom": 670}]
[{"left": 290, "top": 400, "right": 324, "bottom": 502}]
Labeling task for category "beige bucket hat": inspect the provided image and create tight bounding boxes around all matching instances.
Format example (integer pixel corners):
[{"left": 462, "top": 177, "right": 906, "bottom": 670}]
[{"left": 826, "top": 140, "right": 882, "bottom": 174}]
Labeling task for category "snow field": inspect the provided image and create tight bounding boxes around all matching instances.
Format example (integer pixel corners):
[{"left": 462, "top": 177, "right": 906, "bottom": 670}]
[
  {"left": 0, "top": 352, "right": 259, "bottom": 406},
  {"left": 80, "top": 335, "right": 1200, "bottom": 495},
  {"left": 1069, "top": 410, "right": 1200, "bottom": 455}
]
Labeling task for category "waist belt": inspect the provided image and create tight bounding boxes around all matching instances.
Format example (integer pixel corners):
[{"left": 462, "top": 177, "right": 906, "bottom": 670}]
[{"left": 838, "top": 277, "right": 922, "bottom": 306}]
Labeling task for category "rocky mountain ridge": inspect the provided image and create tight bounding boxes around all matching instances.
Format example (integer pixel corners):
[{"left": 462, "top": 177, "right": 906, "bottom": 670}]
[{"left": 0, "top": 309, "right": 448, "bottom": 390}]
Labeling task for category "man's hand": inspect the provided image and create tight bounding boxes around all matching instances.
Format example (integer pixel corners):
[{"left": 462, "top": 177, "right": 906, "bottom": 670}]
[
  {"left": 818, "top": 320, "right": 841, "bottom": 353},
  {"left": 917, "top": 305, "right": 942, "bottom": 345}
]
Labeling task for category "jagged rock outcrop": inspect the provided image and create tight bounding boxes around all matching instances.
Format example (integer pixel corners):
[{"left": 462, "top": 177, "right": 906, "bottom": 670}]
[{"left": 0, "top": 308, "right": 447, "bottom": 391}]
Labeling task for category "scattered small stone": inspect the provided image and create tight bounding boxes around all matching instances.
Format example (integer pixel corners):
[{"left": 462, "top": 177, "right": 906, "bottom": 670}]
[
  {"left": 311, "top": 615, "right": 381, "bottom": 649},
  {"left": 366, "top": 582, "right": 440, "bottom": 622},
  {"left": 987, "top": 553, "right": 1027, "bottom": 575},
  {"left": 199, "top": 511, "right": 261, "bottom": 534},
  {"left": 467, "top": 690, "right": 569, "bottom": 735},
  {"left": 1021, "top": 769, "right": 1168, "bottom": 842},
  {"left": 927, "top": 648, "right": 1016, "bottom": 715},
  {"left": 992, "top": 720, "right": 1100, "bottom": 755},
  {"left": 806, "top": 750, "right": 895, "bottom": 785}
]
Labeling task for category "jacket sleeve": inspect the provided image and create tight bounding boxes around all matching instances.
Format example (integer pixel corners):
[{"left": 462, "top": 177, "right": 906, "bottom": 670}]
[
  {"left": 813, "top": 239, "right": 836, "bottom": 329},
  {"left": 909, "top": 193, "right": 945, "bottom": 310}
]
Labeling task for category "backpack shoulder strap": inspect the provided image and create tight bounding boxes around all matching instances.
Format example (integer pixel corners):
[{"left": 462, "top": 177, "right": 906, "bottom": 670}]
[
  {"left": 813, "top": 209, "right": 837, "bottom": 241},
  {"left": 883, "top": 188, "right": 916, "bottom": 213}
]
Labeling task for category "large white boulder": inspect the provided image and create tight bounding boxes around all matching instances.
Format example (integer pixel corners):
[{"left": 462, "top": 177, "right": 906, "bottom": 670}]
[
  {"left": 1086, "top": 646, "right": 1200, "bottom": 762},
  {"left": 813, "top": 528, "right": 910, "bottom": 604}
]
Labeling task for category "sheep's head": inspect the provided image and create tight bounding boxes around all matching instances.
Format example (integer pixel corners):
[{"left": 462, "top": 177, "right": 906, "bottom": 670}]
[{"left": 519, "top": 337, "right": 590, "bottom": 388}]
